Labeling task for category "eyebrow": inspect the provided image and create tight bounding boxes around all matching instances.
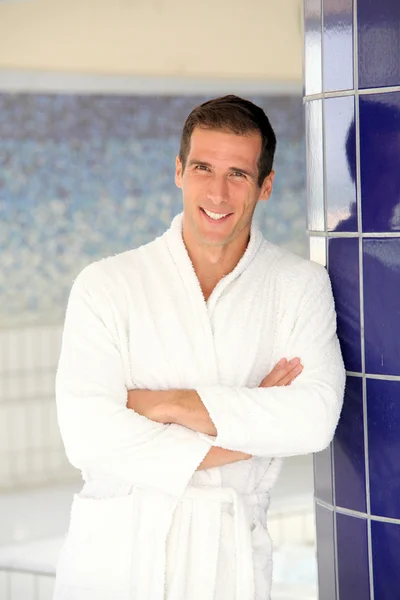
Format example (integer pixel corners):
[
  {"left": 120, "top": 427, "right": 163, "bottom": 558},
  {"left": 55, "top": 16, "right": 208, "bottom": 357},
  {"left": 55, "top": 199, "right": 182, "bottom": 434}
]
[{"left": 188, "top": 159, "right": 255, "bottom": 179}]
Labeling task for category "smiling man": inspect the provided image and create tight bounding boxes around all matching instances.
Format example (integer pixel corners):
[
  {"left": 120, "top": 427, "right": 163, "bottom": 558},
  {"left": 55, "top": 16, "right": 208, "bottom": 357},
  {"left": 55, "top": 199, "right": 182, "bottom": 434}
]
[{"left": 54, "top": 96, "right": 345, "bottom": 600}]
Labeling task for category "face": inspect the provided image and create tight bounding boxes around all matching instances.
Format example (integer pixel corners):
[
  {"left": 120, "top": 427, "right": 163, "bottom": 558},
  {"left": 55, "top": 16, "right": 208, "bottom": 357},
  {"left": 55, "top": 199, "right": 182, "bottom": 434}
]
[{"left": 175, "top": 127, "right": 274, "bottom": 250}]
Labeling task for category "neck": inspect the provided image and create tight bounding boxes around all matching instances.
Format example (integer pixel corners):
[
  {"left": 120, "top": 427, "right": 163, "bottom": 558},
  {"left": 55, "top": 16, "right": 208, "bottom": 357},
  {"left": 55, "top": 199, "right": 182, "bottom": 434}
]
[{"left": 182, "top": 228, "right": 250, "bottom": 300}]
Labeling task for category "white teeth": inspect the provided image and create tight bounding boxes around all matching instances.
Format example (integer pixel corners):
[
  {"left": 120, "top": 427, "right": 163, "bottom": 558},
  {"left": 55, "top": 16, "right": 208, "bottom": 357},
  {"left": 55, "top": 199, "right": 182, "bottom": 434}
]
[{"left": 203, "top": 209, "right": 229, "bottom": 220}]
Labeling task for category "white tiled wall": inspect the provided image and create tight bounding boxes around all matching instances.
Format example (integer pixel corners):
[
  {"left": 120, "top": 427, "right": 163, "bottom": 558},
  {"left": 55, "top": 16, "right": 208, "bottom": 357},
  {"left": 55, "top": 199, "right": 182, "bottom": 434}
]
[{"left": 0, "top": 326, "right": 78, "bottom": 490}]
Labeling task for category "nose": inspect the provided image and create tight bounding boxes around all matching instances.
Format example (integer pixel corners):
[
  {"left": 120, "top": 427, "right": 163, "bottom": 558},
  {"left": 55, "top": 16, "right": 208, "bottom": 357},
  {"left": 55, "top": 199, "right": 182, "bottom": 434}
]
[{"left": 206, "top": 174, "right": 228, "bottom": 205}]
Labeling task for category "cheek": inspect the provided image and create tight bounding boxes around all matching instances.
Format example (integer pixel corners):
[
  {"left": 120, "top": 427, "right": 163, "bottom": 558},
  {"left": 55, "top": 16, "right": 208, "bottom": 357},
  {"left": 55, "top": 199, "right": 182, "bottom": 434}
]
[{"left": 182, "top": 176, "right": 208, "bottom": 197}]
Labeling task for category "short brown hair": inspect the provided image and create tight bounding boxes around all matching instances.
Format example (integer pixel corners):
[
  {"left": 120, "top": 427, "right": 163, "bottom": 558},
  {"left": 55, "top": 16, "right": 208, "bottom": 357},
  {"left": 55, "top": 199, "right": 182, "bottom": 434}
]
[{"left": 179, "top": 95, "right": 277, "bottom": 187}]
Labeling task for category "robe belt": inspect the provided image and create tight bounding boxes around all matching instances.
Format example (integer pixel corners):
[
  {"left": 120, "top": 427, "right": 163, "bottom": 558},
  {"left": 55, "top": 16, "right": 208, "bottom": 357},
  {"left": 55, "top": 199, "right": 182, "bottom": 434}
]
[{"left": 181, "top": 486, "right": 270, "bottom": 600}]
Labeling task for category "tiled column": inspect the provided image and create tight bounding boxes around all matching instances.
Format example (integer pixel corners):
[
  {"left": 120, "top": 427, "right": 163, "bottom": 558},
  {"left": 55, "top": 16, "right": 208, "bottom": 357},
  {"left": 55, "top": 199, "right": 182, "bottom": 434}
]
[{"left": 304, "top": 0, "right": 400, "bottom": 598}]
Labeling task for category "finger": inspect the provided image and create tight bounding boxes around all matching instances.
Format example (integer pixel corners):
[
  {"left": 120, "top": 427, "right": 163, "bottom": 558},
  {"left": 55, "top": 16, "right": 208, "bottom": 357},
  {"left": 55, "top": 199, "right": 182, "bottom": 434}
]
[
  {"left": 260, "top": 358, "right": 302, "bottom": 387},
  {"left": 277, "top": 365, "right": 303, "bottom": 386},
  {"left": 272, "top": 358, "right": 301, "bottom": 381}
]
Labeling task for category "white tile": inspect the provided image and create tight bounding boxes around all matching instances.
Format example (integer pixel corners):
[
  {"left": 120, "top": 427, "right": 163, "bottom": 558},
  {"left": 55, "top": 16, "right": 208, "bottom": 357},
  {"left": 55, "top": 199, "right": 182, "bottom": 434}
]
[
  {"left": 0, "top": 569, "right": 11, "bottom": 600},
  {"left": 8, "top": 404, "right": 28, "bottom": 453},
  {"left": 9, "top": 571, "right": 36, "bottom": 600},
  {"left": 27, "top": 401, "right": 44, "bottom": 450},
  {"left": 38, "top": 575, "right": 55, "bottom": 600},
  {"left": 1, "top": 373, "right": 25, "bottom": 402}
]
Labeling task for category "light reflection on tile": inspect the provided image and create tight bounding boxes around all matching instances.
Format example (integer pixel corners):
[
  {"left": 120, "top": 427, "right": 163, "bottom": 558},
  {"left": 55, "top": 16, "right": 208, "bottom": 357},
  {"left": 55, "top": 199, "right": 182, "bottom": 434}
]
[
  {"left": 306, "top": 100, "right": 324, "bottom": 231},
  {"left": 309, "top": 236, "right": 326, "bottom": 266},
  {"left": 323, "top": 0, "right": 354, "bottom": 92},
  {"left": 325, "top": 96, "right": 357, "bottom": 232},
  {"left": 305, "top": 0, "right": 323, "bottom": 96}
]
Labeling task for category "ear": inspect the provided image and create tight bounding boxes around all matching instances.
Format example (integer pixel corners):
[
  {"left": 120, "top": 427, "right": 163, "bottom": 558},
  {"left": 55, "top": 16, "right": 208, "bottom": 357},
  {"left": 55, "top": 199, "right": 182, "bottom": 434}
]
[
  {"left": 260, "top": 170, "right": 275, "bottom": 201},
  {"left": 175, "top": 156, "right": 183, "bottom": 189}
]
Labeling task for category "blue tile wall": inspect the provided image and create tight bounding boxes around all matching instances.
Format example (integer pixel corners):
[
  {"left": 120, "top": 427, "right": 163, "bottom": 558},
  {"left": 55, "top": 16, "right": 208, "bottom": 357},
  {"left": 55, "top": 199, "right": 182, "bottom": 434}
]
[
  {"left": 363, "top": 238, "right": 400, "bottom": 376},
  {"left": 305, "top": 0, "right": 400, "bottom": 597},
  {"left": 359, "top": 93, "right": 400, "bottom": 233},
  {"left": 315, "top": 504, "right": 337, "bottom": 600},
  {"left": 314, "top": 444, "right": 334, "bottom": 505},
  {"left": 371, "top": 520, "right": 400, "bottom": 600},
  {"left": 336, "top": 513, "right": 370, "bottom": 600},
  {"left": 333, "top": 376, "right": 366, "bottom": 513},
  {"left": 306, "top": 100, "right": 324, "bottom": 231},
  {"left": 358, "top": 0, "right": 400, "bottom": 89},
  {"left": 367, "top": 379, "right": 400, "bottom": 519},
  {"left": 328, "top": 238, "right": 361, "bottom": 372},
  {"left": 0, "top": 94, "right": 306, "bottom": 328},
  {"left": 325, "top": 96, "right": 357, "bottom": 232},
  {"left": 304, "top": 0, "right": 322, "bottom": 96},
  {"left": 323, "top": 0, "right": 354, "bottom": 92}
]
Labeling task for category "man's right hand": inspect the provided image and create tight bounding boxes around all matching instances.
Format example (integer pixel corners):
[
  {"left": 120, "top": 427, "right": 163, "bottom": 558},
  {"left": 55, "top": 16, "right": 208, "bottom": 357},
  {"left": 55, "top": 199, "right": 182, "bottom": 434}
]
[{"left": 260, "top": 357, "right": 303, "bottom": 388}]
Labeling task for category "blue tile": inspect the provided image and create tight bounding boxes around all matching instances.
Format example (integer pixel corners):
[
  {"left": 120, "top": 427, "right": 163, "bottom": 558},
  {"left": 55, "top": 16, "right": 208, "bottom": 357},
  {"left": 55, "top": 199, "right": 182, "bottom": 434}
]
[
  {"left": 371, "top": 520, "right": 400, "bottom": 599},
  {"left": 314, "top": 444, "right": 334, "bottom": 505},
  {"left": 358, "top": 0, "right": 400, "bottom": 89},
  {"left": 323, "top": 0, "right": 354, "bottom": 91},
  {"left": 328, "top": 238, "right": 361, "bottom": 373},
  {"left": 334, "top": 377, "right": 366, "bottom": 512},
  {"left": 325, "top": 97, "right": 357, "bottom": 232},
  {"left": 304, "top": 0, "right": 322, "bottom": 95},
  {"left": 359, "top": 93, "right": 400, "bottom": 233},
  {"left": 315, "top": 503, "right": 337, "bottom": 600},
  {"left": 363, "top": 239, "right": 400, "bottom": 376},
  {"left": 336, "top": 513, "right": 370, "bottom": 600},
  {"left": 367, "top": 379, "right": 400, "bottom": 519},
  {"left": 306, "top": 100, "right": 324, "bottom": 231}
]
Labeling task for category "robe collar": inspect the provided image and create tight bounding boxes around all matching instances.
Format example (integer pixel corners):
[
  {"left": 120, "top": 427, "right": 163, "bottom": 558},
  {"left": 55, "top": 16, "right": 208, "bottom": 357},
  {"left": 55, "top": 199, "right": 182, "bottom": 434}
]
[{"left": 164, "top": 211, "right": 264, "bottom": 309}]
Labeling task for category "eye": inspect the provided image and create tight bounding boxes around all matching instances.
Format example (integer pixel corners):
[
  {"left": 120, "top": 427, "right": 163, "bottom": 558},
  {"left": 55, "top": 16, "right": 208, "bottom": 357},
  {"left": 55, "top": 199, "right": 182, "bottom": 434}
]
[
  {"left": 195, "top": 164, "right": 210, "bottom": 171},
  {"left": 232, "top": 171, "right": 245, "bottom": 178}
]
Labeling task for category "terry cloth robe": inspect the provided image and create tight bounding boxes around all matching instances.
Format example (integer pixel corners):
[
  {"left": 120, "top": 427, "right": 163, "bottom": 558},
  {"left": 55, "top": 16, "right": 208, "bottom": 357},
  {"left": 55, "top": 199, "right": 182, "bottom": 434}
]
[{"left": 54, "top": 212, "right": 345, "bottom": 600}]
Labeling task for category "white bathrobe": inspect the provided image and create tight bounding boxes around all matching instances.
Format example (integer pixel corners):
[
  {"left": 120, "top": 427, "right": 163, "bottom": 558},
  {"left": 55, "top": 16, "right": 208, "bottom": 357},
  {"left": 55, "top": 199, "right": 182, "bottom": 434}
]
[{"left": 54, "top": 212, "right": 345, "bottom": 600}]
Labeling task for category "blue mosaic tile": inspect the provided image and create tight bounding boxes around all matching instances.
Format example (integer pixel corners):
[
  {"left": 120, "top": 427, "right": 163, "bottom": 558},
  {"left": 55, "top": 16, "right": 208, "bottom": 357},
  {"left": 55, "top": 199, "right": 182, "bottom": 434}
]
[{"left": 0, "top": 94, "right": 306, "bottom": 327}]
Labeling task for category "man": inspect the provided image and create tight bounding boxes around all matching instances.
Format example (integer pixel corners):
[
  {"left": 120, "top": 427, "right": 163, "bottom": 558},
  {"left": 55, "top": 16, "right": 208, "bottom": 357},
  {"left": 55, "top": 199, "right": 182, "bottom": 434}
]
[{"left": 54, "top": 95, "right": 345, "bottom": 600}]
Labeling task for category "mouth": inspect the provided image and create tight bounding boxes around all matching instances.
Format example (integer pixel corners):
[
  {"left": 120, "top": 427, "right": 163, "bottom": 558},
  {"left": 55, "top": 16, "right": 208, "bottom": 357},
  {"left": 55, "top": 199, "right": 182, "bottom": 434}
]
[{"left": 200, "top": 207, "right": 232, "bottom": 224}]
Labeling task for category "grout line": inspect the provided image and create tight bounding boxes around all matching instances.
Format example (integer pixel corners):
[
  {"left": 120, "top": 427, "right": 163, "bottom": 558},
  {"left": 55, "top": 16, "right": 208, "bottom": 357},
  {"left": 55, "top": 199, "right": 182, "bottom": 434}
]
[
  {"left": 338, "top": 371, "right": 400, "bottom": 381},
  {"left": 304, "top": 85, "right": 400, "bottom": 101},
  {"left": 317, "top": 499, "right": 400, "bottom": 525},
  {"left": 321, "top": 5, "right": 340, "bottom": 597},
  {"left": 352, "top": 0, "right": 375, "bottom": 595},
  {"left": 308, "top": 231, "right": 400, "bottom": 238},
  {"left": 366, "top": 373, "right": 400, "bottom": 382}
]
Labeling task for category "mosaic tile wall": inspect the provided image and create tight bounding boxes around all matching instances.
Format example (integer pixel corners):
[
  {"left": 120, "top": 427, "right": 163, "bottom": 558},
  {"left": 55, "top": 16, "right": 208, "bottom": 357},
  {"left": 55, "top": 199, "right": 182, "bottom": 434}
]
[
  {"left": 0, "top": 93, "right": 306, "bottom": 329},
  {"left": 305, "top": 0, "right": 400, "bottom": 598}
]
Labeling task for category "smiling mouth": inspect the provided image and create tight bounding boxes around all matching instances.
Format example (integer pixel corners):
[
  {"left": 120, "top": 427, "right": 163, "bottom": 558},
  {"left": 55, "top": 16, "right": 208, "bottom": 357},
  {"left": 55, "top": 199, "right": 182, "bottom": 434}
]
[{"left": 200, "top": 207, "right": 232, "bottom": 223}]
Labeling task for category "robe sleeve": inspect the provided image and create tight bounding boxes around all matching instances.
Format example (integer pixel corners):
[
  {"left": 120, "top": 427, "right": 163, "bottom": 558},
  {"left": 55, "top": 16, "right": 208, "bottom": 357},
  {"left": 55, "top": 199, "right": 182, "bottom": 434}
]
[
  {"left": 55, "top": 264, "right": 212, "bottom": 498},
  {"left": 196, "top": 266, "right": 346, "bottom": 457}
]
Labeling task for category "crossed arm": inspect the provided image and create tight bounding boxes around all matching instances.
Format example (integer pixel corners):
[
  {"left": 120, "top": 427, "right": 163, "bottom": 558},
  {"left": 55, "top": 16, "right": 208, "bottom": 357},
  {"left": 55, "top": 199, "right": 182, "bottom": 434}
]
[{"left": 127, "top": 358, "right": 303, "bottom": 470}]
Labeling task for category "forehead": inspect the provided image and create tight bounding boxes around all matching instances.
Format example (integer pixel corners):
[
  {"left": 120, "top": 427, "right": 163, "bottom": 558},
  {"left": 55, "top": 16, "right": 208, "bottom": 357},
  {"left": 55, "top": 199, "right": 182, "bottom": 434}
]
[{"left": 188, "top": 127, "right": 262, "bottom": 167}]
